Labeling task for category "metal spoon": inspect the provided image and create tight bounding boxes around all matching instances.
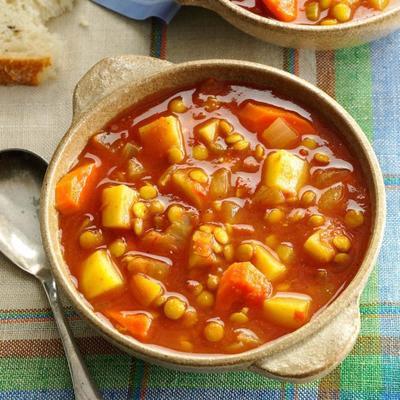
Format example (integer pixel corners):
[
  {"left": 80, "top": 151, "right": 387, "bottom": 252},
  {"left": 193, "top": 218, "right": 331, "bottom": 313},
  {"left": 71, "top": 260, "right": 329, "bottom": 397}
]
[{"left": 0, "top": 149, "right": 101, "bottom": 400}]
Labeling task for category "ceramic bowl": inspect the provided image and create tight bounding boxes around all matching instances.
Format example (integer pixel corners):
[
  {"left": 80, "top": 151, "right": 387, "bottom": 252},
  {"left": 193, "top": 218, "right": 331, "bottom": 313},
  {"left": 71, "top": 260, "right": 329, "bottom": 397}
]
[
  {"left": 178, "top": 0, "right": 400, "bottom": 49},
  {"left": 41, "top": 56, "right": 385, "bottom": 382}
]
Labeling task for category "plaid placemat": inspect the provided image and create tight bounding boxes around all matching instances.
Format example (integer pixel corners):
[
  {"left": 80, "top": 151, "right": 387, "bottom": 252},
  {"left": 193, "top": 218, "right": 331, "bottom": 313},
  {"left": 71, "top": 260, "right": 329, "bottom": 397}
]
[{"left": 0, "top": 4, "right": 399, "bottom": 399}]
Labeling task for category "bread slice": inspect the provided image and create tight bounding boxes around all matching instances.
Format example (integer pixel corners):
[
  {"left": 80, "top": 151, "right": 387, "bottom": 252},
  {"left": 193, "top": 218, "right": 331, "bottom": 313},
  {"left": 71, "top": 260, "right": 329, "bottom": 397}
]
[{"left": 0, "top": 0, "right": 74, "bottom": 85}]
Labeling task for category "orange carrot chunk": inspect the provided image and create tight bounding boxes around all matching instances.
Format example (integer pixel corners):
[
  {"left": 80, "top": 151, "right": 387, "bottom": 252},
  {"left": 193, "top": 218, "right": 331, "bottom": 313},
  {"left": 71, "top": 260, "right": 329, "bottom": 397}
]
[
  {"left": 238, "top": 101, "right": 314, "bottom": 134},
  {"left": 105, "top": 311, "right": 152, "bottom": 340},
  {"left": 55, "top": 163, "right": 98, "bottom": 215},
  {"left": 216, "top": 262, "right": 272, "bottom": 311},
  {"left": 262, "top": 0, "right": 297, "bottom": 22}
]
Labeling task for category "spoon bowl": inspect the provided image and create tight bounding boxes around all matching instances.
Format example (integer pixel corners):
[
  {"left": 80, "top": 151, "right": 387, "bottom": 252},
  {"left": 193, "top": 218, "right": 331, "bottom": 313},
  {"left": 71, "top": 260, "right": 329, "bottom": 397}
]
[
  {"left": 0, "top": 149, "right": 48, "bottom": 277},
  {"left": 0, "top": 149, "right": 101, "bottom": 400}
]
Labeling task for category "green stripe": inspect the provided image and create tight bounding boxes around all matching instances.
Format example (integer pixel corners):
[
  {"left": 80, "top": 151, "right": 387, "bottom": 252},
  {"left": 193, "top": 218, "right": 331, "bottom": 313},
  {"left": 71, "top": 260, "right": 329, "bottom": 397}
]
[
  {"left": 0, "top": 358, "right": 70, "bottom": 390},
  {"left": 335, "top": 46, "right": 374, "bottom": 140},
  {"left": 86, "top": 354, "right": 133, "bottom": 389},
  {"left": 339, "top": 355, "right": 384, "bottom": 393},
  {"left": 361, "top": 265, "right": 380, "bottom": 306},
  {"left": 287, "top": 49, "right": 296, "bottom": 74},
  {"left": 132, "top": 358, "right": 145, "bottom": 398},
  {"left": 0, "top": 355, "right": 132, "bottom": 391}
]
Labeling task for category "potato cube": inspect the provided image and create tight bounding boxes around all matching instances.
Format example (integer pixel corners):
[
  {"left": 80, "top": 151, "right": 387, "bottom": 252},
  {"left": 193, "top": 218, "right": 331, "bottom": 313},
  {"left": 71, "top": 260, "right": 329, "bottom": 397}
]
[
  {"left": 80, "top": 250, "right": 125, "bottom": 300},
  {"left": 304, "top": 230, "right": 335, "bottom": 263},
  {"left": 252, "top": 244, "right": 287, "bottom": 282},
  {"left": 263, "top": 150, "right": 309, "bottom": 195},
  {"left": 171, "top": 169, "right": 208, "bottom": 208},
  {"left": 139, "top": 115, "right": 185, "bottom": 162},
  {"left": 197, "top": 119, "right": 220, "bottom": 144},
  {"left": 130, "top": 274, "right": 163, "bottom": 306},
  {"left": 102, "top": 185, "right": 137, "bottom": 229},
  {"left": 263, "top": 292, "right": 312, "bottom": 329}
]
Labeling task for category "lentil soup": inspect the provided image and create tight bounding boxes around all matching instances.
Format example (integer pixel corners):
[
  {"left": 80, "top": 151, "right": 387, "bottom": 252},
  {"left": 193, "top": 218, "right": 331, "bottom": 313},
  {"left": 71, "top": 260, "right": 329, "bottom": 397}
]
[
  {"left": 56, "top": 79, "right": 371, "bottom": 354},
  {"left": 231, "top": 0, "right": 391, "bottom": 25}
]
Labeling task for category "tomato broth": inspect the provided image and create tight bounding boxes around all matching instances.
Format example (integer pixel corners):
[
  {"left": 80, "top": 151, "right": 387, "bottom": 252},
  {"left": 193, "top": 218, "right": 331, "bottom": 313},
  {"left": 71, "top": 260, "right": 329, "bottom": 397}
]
[{"left": 57, "top": 80, "right": 371, "bottom": 354}]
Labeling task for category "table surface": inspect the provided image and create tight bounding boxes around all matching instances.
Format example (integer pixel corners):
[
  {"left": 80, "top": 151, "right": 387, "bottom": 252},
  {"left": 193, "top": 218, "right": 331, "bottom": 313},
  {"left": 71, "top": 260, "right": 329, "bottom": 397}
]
[{"left": 0, "top": 1, "right": 399, "bottom": 398}]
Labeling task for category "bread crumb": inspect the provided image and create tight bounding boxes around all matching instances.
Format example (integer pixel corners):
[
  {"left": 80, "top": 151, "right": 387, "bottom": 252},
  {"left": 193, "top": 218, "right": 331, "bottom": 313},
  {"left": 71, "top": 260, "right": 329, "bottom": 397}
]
[{"left": 79, "top": 18, "right": 89, "bottom": 28}]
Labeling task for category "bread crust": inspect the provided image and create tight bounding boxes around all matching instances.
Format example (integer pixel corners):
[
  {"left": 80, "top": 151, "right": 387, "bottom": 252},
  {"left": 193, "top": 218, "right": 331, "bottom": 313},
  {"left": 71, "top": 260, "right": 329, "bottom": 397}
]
[{"left": 0, "top": 57, "right": 52, "bottom": 85}]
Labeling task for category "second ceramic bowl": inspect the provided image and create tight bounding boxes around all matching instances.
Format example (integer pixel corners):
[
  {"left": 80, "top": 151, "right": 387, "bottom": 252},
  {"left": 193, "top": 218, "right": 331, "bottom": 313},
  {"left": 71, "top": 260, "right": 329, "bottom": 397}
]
[
  {"left": 41, "top": 56, "right": 385, "bottom": 382},
  {"left": 179, "top": 0, "right": 400, "bottom": 49}
]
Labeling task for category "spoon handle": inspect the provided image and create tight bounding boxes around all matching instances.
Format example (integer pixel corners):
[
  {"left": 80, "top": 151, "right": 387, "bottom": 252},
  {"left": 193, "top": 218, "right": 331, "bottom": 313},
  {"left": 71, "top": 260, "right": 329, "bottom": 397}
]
[{"left": 41, "top": 277, "right": 102, "bottom": 400}]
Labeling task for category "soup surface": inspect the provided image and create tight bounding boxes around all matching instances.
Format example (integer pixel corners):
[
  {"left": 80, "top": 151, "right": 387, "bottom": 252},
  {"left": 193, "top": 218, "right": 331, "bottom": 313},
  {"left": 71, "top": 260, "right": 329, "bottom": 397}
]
[
  {"left": 231, "top": 0, "right": 390, "bottom": 24},
  {"left": 56, "top": 80, "right": 371, "bottom": 354}
]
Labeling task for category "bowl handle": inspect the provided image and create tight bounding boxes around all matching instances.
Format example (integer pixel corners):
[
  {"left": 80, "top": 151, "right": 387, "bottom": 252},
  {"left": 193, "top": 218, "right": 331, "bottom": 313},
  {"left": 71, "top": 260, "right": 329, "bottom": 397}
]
[
  {"left": 250, "top": 296, "right": 361, "bottom": 383},
  {"left": 72, "top": 55, "right": 173, "bottom": 123}
]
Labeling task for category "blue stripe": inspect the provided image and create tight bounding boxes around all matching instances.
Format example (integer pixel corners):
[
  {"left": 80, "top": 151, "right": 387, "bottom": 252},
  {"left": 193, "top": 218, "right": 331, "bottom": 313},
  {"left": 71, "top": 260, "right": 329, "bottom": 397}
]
[
  {"left": 382, "top": 395, "right": 400, "bottom": 400},
  {"left": 380, "top": 313, "right": 400, "bottom": 338},
  {"left": 384, "top": 177, "right": 400, "bottom": 186},
  {"left": 371, "top": 32, "right": 400, "bottom": 176},
  {"left": 144, "top": 388, "right": 284, "bottom": 400},
  {"left": 375, "top": 190, "right": 400, "bottom": 303},
  {"left": 382, "top": 355, "right": 400, "bottom": 398},
  {"left": 360, "top": 305, "right": 400, "bottom": 315},
  {"left": 340, "top": 392, "right": 386, "bottom": 400},
  {"left": 371, "top": 31, "right": 400, "bottom": 397}
]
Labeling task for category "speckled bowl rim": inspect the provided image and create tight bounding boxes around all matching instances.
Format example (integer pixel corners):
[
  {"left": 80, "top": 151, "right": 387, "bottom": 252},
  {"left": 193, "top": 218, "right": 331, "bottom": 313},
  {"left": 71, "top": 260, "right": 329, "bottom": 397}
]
[
  {"left": 41, "top": 59, "right": 386, "bottom": 369},
  {"left": 186, "top": 0, "right": 400, "bottom": 32}
]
